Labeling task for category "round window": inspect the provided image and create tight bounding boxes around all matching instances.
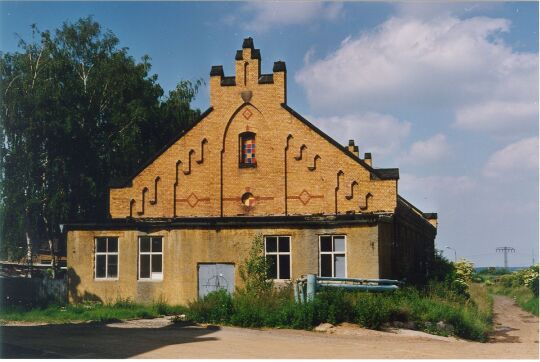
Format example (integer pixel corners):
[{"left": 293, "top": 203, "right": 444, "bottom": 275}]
[{"left": 241, "top": 192, "right": 255, "bottom": 207}]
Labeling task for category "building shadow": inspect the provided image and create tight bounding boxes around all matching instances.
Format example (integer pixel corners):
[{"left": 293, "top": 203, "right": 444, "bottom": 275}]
[{"left": 0, "top": 320, "right": 220, "bottom": 358}]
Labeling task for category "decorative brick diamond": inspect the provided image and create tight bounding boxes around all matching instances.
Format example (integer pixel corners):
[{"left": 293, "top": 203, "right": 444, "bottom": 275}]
[
  {"left": 298, "top": 190, "right": 312, "bottom": 205},
  {"left": 242, "top": 108, "right": 253, "bottom": 120},
  {"left": 186, "top": 193, "right": 199, "bottom": 208}
]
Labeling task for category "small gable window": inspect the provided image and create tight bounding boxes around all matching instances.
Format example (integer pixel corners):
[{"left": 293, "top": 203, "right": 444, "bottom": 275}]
[{"left": 240, "top": 132, "right": 257, "bottom": 167}]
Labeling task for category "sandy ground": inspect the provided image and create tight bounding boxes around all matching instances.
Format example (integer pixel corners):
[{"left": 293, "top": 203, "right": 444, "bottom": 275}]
[{"left": 0, "top": 295, "right": 538, "bottom": 359}]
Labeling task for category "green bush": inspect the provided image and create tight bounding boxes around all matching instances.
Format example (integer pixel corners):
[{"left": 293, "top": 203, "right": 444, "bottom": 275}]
[
  {"left": 489, "top": 267, "right": 539, "bottom": 316},
  {"left": 239, "top": 234, "right": 273, "bottom": 295},
  {"left": 353, "top": 293, "right": 391, "bottom": 329},
  {"left": 182, "top": 283, "right": 491, "bottom": 341},
  {"left": 313, "top": 288, "right": 353, "bottom": 325},
  {"left": 186, "top": 289, "right": 233, "bottom": 324}
]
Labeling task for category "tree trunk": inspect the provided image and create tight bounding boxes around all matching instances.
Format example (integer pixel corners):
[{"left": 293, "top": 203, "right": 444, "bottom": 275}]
[
  {"left": 25, "top": 231, "right": 32, "bottom": 278},
  {"left": 48, "top": 238, "right": 56, "bottom": 278}
]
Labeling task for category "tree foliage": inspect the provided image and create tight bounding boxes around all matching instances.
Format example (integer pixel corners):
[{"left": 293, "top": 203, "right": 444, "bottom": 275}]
[{"left": 0, "top": 17, "right": 202, "bottom": 260}]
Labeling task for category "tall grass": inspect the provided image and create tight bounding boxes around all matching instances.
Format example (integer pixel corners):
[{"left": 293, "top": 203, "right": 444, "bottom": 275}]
[
  {"left": 475, "top": 267, "right": 539, "bottom": 316},
  {"left": 489, "top": 284, "right": 539, "bottom": 316},
  {"left": 186, "top": 284, "right": 492, "bottom": 341},
  {"left": 0, "top": 298, "right": 186, "bottom": 324}
]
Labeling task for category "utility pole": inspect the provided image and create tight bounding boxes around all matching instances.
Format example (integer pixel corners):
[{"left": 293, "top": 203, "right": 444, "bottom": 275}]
[
  {"left": 445, "top": 246, "right": 457, "bottom": 262},
  {"left": 496, "top": 246, "right": 515, "bottom": 270}
]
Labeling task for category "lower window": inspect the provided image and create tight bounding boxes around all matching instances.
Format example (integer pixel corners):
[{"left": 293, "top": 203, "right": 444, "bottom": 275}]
[
  {"left": 319, "top": 235, "right": 346, "bottom": 278},
  {"left": 264, "top": 236, "right": 291, "bottom": 280},
  {"left": 139, "top": 236, "right": 163, "bottom": 280},
  {"left": 95, "top": 237, "right": 118, "bottom": 279}
]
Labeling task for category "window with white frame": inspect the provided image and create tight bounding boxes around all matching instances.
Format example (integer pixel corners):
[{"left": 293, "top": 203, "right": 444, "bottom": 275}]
[
  {"left": 139, "top": 236, "right": 163, "bottom": 280},
  {"left": 319, "top": 235, "right": 346, "bottom": 278},
  {"left": 95, "top": 237, "right": 118, "bottom": 279},
  {"left": 264, "top": 236, "right": 291, "bottom": 280}
]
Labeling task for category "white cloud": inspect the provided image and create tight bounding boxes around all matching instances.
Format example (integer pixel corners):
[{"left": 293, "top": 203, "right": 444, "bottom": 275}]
[
  {"left": 399, "top": 173, "right": 477, "bottom": 212},
  {"left": 455, "top": 100, "right": 538, "bottom": 136},
  {"left": 296, "top": 16, "right": 538, "bottom": 136},
  {"left": 401, "top": 134, "right": 450, "bottom": 165},
  {"left": 307, "top": 112, "right": 411, "bottom": 159},
  {"left": 394, "top": 2, "right": 501, "bottom": 20},
  {"left": 239, "top": 2, "right": 343, "bottom": 32},
  {"left": 483, "top": 137, "right": 539, "bottom": 178},
  {"left": 400, "top": 173, "right": 476, "bottom": 196}
]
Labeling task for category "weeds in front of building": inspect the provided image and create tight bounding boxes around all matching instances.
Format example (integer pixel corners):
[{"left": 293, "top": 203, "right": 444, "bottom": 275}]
[
  {"left": 0, "top": 297, "right": 186, "bottom": 324},
  {"left": 0, "top": 241, "right": 494, "bottom": 342},
  {"left": 184, "top": 241, "right": 492, "bottom": 341},
  {"left": 186, "top": 282, "right": 491, "bottom": 341}
]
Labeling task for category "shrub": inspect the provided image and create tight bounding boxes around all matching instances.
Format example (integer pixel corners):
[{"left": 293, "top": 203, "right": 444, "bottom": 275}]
[
  {"left": 186, "top": 289, "right": 233, "bottom": 324},
  {"left": 519, "top": 265, "right": 539, "bottom": 296},
  {"left": 239, "top": 234, "right": 273, "bottom": 295},
  {"left": 354, "top": 293, "right": 392, "bottom": 329},
  {"left": 429, "top": 251, "right": 455, "bottom": 283},
  {"left": 313, "top": 288, "right": 353, "bottom": 325},
  {"left": 454, "top": 260, "right": 474, "bottom": 283}
]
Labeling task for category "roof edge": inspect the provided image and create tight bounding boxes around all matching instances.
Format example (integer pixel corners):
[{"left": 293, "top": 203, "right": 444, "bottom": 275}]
[
  {"left": 397, "top": 195, "right": 437, "bottom": 220},
  {"left": 280, "top": 103, "right": 398, "bottom": 180},
  {"left": 109, "top": 107, "right": 214, "bottom": 188}
]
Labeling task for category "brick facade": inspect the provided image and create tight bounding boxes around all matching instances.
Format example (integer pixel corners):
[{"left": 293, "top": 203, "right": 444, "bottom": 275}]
[{"left": 67, "top": 38, "right": 437, "bottom": 304}]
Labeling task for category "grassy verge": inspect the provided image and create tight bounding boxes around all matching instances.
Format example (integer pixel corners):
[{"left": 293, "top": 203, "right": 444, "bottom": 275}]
[
  {"left": 473, "top": 266, "right": 539, "bottom": 317},
  {"left": 469, "top": 282, "right": 493, "bottom": 320},
  {"left": 489, "top": 284, "right": 539, "bottom": 316},
  {"left": 186, "top": 285, "right": 492, "bottom": 341},
  {"left": 0, "top": 300, "right": 186, "bottom": 324}
]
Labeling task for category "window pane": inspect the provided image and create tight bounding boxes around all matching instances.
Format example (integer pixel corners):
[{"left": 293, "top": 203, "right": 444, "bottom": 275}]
[
  {"left": 334, "top": 254, "right": 346, "bottom": 278},
  {"left": 279, "top": 255, "right": 290, "bottom": 279},
  {"left": 151, "top": 237, "right": 162, "bottom": 252},
  {"left": 151, "top": 254, "right": 162, "bottom": 273},
  {"left": 333, "top": 236, "right": 345, "bottom": 252},
  {"left": 241, "top": 135, "right": 256, "bottom": 166},
  {"left": 320, "top": 236, "right": 332, "bottom": 252},
  {"left": 278, "top": 237, "right": 290, "bottom": 252},
  {"left": 108, "top": 238, "right": 118, "bottom": 253},
  {"left": 96, "top": 238, "right": 106, "bottom": 253},
  {"left": 140, "top": 237, "right": 150, "bottom": 252},
  {"left": 96, "top": 255, "right": 106, "bottom": 278},
  {"left": 265, "top": 237, "right": 277, "bottom": 252},
  {"left": 140, "top": 254, "right": 150, "bottom": 278},
  {"left": 320, "top": 254, "right": 332, "bottom": 277},
  {"left": 266, "top": 255, "right": 277, "bottom": 279},
  {"left": 108, "top": 255, "right": 118, "bottom": 278}
]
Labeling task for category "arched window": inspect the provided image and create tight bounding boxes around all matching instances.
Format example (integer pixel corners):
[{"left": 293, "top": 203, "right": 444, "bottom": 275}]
[{"left": 239, "top": 132, "right": 256, "bottom": 167}]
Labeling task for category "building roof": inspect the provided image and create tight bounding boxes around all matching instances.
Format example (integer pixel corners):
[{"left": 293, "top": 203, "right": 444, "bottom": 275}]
[{"left": 397, "top": 195, "right": 437, "bottom": 223}]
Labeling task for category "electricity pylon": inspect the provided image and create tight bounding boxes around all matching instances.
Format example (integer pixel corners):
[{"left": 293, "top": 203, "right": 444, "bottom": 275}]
[{"left": 496, "top": 247, "right": 515, "bottom": 270}]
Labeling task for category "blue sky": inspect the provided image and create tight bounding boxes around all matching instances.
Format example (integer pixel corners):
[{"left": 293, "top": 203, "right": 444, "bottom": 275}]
[{"left": 1, "top": 1, "right": 538, "bottom": 266}]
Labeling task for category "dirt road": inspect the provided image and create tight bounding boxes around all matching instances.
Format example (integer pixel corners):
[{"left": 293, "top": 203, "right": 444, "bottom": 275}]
[{"left": 1, "top": 295, "right": 538, "bottom": 359}]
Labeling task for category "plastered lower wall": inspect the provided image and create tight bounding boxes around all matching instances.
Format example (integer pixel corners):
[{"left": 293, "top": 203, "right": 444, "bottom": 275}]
[{"left": 67, "top": 224, "right": 380, "bottom": 305}]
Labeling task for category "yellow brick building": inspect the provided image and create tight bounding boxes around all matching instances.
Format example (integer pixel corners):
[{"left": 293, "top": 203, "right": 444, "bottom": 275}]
[{"left": 66, "top": 38, "right": 437, "bottom": 304}]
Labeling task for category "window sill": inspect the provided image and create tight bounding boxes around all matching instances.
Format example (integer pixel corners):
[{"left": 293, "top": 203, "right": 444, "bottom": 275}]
[
  {"left": 138, "top": 279, "right": 163, "bottom": 282},
  {"left": 239, "top": 163, "right": 257, "bottom": 169},
  {"left": 94, "top": 278, "right": 119, "bottom": 282}
]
